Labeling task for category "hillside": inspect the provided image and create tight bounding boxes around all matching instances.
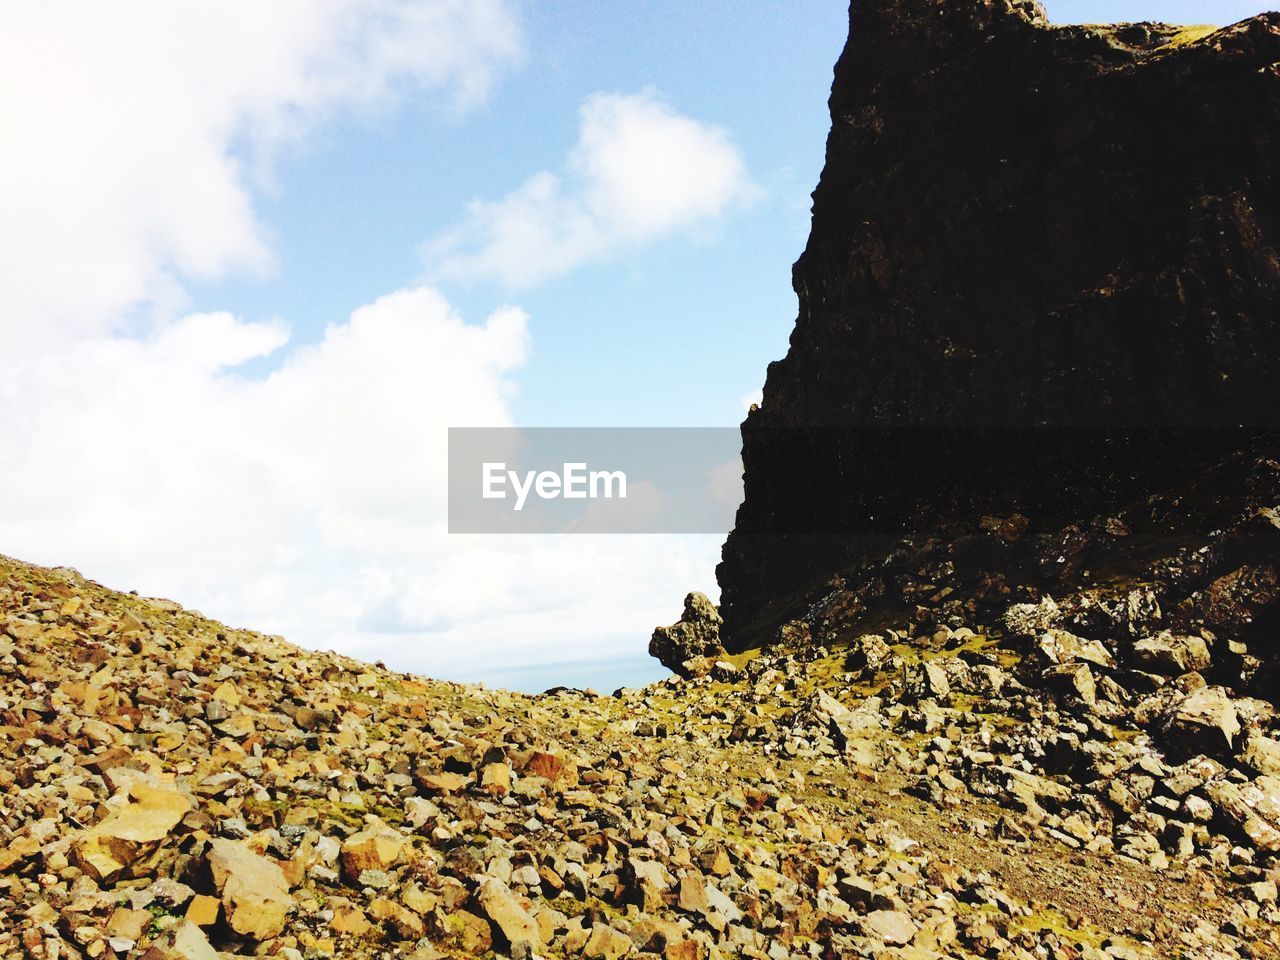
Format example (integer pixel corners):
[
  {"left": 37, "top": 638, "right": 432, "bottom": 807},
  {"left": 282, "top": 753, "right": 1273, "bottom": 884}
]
[{"left": 5, "top": 449, "right": 1280, "bottom": 959}]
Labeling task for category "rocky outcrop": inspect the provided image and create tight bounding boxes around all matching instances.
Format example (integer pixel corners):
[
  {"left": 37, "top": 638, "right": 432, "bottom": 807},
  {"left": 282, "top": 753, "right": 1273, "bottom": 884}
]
[
  {"left": 719, "top": 0, "right": 1280, "bottom": 650},
  {"left": 648, "top": 591, "right": 726, "bottom": 676}
]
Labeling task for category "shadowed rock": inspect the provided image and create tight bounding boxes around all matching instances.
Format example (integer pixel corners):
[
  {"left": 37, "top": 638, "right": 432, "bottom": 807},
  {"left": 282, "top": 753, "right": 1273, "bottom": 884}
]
[{"left": 718, "top": 0, "right": 1280, "bottom": 650}]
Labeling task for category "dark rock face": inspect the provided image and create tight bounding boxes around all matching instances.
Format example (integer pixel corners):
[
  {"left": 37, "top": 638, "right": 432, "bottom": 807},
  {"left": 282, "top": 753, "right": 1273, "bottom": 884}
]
[{"left": 718, "top": 0, "right": 1280, "bottom": 650}]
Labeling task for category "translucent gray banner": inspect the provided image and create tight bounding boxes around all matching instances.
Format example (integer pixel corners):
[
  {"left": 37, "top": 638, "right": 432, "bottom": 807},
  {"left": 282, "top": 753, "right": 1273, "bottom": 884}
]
[
  {"left": 448, "top": 427, "right": 744, "bottom": 533},
  {"left": 451, "top": 425, "right": 1277, "bottom": 534}
]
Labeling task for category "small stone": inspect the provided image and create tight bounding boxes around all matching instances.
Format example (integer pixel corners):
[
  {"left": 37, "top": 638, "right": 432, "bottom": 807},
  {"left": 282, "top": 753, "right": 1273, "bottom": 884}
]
[
  {"left": 1132, "top": 633, "right": 1211, "bottom": 676},
  {"left": 914, "top": 661, "right": 951, "bottom": 699},
  {"left": 627, "top": 856, "right": 673, "bottom": 911},
  {"left": 183, "top": 895, "right": 220, "bottom": 927},
  {"left": 678, "top": 873, "right": 709, "bottom": 914},
  {"left": 523, "top": 750, "right": 577, "bottom": 786},
  {"left": 294, "top": 706, "right": 328, "bottom": 731},
  {"left": 144, "top": 921, "right": 219, "bottom": 960},
  {"left": 584, "top": 922, "right": 633, "bottom": 959},
  {"left": 1043, "top": 662, "right": 1096, "bottom": 706},
  {"left": 1247, "top": 880, "right": 1278, "bottom": 904},
  {"left": 1242, "top": 735, "right": 1280, "bottom": 777},
  {"left": 481, "top": 762, "right": 511, "bottom": 796},
  {"left": 340, "top": 823, "right": 405, "bottom": 878},
  {"left": 863, "top": 909, "right": 917, "bottom": 945},
  {"left": 665, "top": 940, "right": 706, "bottom": 960},
  {"left": 1161, "top": 686, "right": 1240, "bottom": 758},
  {"left": 418, "top": 771, "right": 469, "bottom": 794},
  {"left": 105, "top": 908, "right": 151, "bottom": 942},
  {"left": 329, "top": 903, "right": 372, "bottom": 937},
  {"left": 1038, "top": 629, "right": 1114, "bottom": 669}
]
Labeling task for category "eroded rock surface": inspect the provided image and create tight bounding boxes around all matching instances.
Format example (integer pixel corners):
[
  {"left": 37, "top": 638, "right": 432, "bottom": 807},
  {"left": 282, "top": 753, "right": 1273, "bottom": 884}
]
[{"left": 649, "top": 591, "right": 726, "bottom": 677}]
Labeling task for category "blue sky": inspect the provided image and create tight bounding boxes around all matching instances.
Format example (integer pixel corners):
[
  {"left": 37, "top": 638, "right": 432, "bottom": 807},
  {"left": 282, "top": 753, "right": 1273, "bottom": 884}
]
[
  {"left": 195, "top": 2, "right": 851, "bottom": 427},
  {"left": 0, "top": 0, "right": 1268, "bottom": 692},
  {"left": 193, "top": 0, "right": 1267, "bottom": 430}
]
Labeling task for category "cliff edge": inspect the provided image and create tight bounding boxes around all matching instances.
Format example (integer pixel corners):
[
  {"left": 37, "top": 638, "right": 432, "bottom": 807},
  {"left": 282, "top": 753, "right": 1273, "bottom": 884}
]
[{"left": 719, "top": 0, "right": 1280, "bottom": 650}]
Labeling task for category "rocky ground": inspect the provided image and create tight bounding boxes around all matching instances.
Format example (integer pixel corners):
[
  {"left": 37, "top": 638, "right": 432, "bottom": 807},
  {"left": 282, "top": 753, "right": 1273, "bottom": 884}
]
[{"left": 3, "top": 451, "right": 1280, "bottom": 960}]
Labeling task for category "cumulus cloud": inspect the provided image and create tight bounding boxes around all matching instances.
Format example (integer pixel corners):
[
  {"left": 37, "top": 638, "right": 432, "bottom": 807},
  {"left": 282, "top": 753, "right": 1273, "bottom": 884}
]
[
  {"left": 0, "top": 289, "right": 523, "bottom": 567},
  {"left": 0, "top": 286, "right": 720, "bottom": 688},
  {"left": 426, "top": 90, "right": 758, "bottom": 287},
  {"left": 0, "top": 4, "right": 729, "bottom": 691},
  {"left": 0, "top": 0, "right": 523, "bottom": 342}
]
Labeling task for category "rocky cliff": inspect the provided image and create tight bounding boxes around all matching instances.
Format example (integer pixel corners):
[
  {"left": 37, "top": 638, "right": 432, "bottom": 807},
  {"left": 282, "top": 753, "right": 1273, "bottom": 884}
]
[{"left": 718, "top": 0, "right": 1280, "bottom": 651}]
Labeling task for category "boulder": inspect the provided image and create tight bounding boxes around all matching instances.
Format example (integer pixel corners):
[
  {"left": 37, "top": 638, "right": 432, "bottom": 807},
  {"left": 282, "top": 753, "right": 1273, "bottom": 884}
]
[
  {"left": 1131, "top": 633, "right": 1211, "bottom": 676},
  {"left": 73, "top": 780, "right": 192, "bottom": 883},
  {"left": 207, "top": 838, "right": 293, "bottom": 940},
  {"left": 1159, "top": 686, "right": 1241, "bottom": 759},
  {"left": 649, "top": 593, "right": 725, "bottom": 676},
  {"left": 476, "top": 876, "right": 541, "bottom": 949}
]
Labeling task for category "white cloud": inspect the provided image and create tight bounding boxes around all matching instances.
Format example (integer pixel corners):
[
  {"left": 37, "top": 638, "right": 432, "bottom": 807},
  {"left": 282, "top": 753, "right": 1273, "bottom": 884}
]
[
  {"left": 426, "top": 90, "right": 758, "bottom": 287},
  {"left": 0, "top": 5, "right": 727, "bottom": 692},
  {"left": 0, "top": 289, "right": 525, "bottom": 568},
  {"left": 0, "top": 286, "right": 719, "bottom": 689},
  {"left": 0, "top": 0, "right": 523, "bottom": 343}
]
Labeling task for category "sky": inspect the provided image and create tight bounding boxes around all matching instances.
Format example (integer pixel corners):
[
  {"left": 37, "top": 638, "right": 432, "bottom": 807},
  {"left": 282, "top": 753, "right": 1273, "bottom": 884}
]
[{"left": 0, "top": 0, "right": 1268, "bottom": 692}]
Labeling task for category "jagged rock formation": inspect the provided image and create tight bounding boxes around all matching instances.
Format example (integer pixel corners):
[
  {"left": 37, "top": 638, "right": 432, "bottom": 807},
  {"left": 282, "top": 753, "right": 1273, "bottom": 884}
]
[
  {"left": 649, "top": 592, "right": 726, "bottom": 678},
  {"left": 719, "top": 0, "right": 1280, "bottom": 650}
]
